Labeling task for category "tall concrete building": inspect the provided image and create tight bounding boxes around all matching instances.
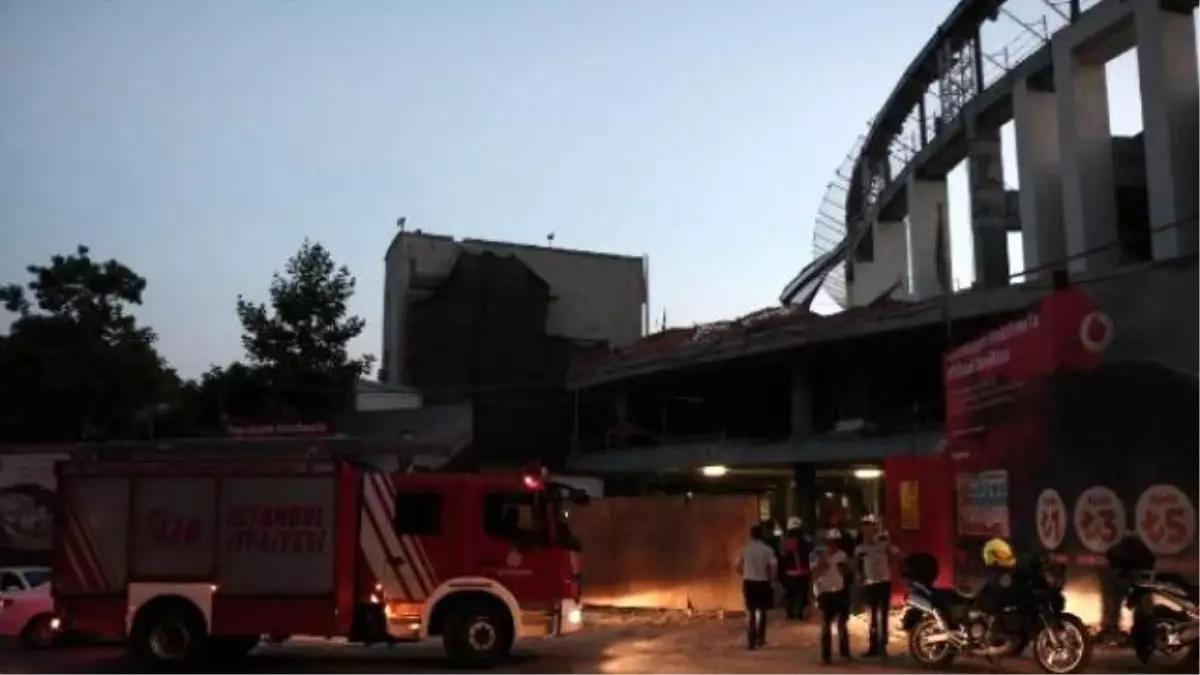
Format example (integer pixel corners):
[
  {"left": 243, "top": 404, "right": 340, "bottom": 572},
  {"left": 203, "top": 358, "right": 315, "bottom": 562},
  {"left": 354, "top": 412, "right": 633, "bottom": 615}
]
[{"left": 380, "top": 230, "right": 648, "bottom": 388}]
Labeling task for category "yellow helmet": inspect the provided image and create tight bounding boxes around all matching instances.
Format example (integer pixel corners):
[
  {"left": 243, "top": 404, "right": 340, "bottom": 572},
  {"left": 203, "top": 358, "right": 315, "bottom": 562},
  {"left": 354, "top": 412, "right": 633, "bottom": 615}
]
[{"left": 982, "top": 538, "right": 1017, "bottom": 568}]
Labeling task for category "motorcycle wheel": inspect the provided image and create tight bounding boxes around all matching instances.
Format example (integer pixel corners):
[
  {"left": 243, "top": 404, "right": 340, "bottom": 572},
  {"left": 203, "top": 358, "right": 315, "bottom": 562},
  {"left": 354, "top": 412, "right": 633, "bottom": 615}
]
[
  {"left": 1136, "top": 606, "right": 1198, "bottom": 673},
  {"left": 1033, "top": 613, "right": 1092, "bottom": 674},
  {"left": 908, "top": 617, "right": 956, "bottom": 670}
]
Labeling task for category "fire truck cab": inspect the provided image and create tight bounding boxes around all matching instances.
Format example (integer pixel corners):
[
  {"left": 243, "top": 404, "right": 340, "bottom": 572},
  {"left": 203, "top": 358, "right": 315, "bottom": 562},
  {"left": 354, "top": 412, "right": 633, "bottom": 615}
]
[{"left": 50, "top": 440, "right": 587, "bottom": 668}]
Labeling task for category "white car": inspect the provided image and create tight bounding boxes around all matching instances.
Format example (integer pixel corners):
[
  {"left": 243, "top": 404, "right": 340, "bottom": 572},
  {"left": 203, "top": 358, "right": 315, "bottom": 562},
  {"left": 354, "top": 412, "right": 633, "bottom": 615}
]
[{"left": 0, "top": 566, "right": 56, "bottom": 649}]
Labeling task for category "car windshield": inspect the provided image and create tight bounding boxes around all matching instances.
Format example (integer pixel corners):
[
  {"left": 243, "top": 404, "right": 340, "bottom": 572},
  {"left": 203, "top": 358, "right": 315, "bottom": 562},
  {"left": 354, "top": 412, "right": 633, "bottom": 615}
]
[{"left": 22, "top": 569, "right": 51, "bottom": 588}]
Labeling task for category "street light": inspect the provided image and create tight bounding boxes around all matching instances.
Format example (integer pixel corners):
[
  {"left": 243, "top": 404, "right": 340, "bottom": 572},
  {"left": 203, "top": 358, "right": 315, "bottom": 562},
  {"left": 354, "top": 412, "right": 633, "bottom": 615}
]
[{"left": 700, "top": 465, "right": 728, "bottom": 478}]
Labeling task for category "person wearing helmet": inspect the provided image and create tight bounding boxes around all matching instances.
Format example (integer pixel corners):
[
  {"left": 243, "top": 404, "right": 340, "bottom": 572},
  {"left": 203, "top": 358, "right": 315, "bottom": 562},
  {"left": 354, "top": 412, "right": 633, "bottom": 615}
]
[
  {"left": 982, "top": 538, "right": 1017, "bottom": 568},
  {"left": 975, "top": 538, "right": 1024, "bottom": 618},
  {"left": 810, "top": 527, "right": 853, "bottom": 664},
  {"left": 779, "top": 516, "right": 811, "bottom": 620},
  {"left": 854, "top": 514, "right": 902, "bottom": 658}
]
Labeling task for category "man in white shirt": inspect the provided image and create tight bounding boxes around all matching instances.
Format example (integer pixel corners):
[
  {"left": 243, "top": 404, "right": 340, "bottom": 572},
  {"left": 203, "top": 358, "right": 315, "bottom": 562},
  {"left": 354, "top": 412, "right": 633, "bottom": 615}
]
[
  {"left": 736, "top": 524, "right": 777, "bottom": 649},
  {"left": 810, "top": 528, "right": 852, "bottom": 664},
  {"left": 854, "top": 514, "right": 902, "bottom": 658}
]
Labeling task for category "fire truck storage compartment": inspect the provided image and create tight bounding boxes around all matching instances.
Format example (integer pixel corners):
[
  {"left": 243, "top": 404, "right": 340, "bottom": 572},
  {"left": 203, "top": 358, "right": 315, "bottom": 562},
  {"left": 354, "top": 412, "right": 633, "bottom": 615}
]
[{"left": 56, "top": 462, "right": 345, "bottom": 637}]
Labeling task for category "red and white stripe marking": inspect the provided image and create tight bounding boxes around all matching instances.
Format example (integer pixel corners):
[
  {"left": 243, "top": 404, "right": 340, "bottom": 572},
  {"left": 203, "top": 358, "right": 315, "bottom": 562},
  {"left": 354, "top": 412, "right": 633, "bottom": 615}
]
[
  {"left": 60, "top": 487, "right": 112, "bottom": 593},
  {"left": 359, "top": 473, "right": 440, "bottom": 601}
]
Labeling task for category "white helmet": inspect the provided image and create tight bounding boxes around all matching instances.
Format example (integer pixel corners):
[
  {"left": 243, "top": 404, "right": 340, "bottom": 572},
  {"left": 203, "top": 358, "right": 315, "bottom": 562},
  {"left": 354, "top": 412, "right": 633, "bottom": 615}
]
[{"left": 786, "top": 516, "right": 803, "bottom": 530}]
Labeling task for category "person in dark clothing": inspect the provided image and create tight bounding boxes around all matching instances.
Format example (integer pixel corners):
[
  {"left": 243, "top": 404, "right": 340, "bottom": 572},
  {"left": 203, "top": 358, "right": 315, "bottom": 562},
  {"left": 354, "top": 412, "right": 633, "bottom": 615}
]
[
  {"left": 736, "top": 524, "right": 777, "bottom": 649},
  {"left": 779, "top": 516, "right": 811, "bottom": 620},
  {"left": 811, "top": 528, "right": 853, "bottom": 664}
]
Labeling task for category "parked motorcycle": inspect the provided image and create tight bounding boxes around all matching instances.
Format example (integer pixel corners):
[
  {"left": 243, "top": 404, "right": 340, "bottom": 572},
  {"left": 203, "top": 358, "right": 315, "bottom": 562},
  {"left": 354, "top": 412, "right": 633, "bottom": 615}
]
[
  {"left": 1107, "top": 536, "right": 1199, "bottom": 672},
  {"left": 900, "top": 552, "right": 1091, "bottom": 673}
]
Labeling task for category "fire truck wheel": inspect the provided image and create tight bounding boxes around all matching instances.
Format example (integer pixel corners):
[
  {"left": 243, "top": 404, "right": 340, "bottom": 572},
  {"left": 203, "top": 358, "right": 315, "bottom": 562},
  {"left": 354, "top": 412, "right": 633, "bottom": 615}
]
[
  {"left": 19, "top": 613, "right": 58, "bottom": 650},
  {"left": 444, "top": 602, "right": 514, "bottom": 668},
  {"left": 129, "top": 600, "right": 208, "bottom": 667}
]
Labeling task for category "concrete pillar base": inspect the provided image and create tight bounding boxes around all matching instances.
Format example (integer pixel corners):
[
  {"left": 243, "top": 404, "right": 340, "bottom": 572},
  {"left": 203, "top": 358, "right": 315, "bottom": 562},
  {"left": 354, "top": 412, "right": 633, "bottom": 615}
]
[
  {"left": 907, "top": 178, "right": 951, "bottom": 299},
  {"left": 1136, "top": 2, "right": 1200, "bottom": 260},
  {"left": 967, "top": 126, "right": 1012, "bottom": 286},
  {"left": 1013, "top": 78, "right": 1066, "bottom": 280}
]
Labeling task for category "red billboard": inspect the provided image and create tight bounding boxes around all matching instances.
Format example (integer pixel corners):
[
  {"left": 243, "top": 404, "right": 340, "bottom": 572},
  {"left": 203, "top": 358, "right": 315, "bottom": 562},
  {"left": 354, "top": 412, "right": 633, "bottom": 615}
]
[{"left": 942, "top": 263, "right": 1198, "bottom": 575}]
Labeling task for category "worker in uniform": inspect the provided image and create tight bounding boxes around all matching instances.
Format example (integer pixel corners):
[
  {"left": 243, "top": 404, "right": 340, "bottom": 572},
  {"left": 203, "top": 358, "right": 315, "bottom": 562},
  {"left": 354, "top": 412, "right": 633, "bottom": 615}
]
[
  {"left": 811, "top": 528, "right": 853, "bottom": 664},
  {"left": 854, "top": 513, "right": 901, "bottom": 658},
  {"left": 736, "top": 524, "right": 778, "bottom": 650},
  {"left": 779, "top": 516, "right": 811, "bottom": 620}
]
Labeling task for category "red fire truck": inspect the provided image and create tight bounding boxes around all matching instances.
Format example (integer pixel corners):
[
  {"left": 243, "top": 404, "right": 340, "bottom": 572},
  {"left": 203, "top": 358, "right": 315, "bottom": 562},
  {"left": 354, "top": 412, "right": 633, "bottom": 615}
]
[{"left": 50, "top": 440, "right": 587, "bottom": 667}]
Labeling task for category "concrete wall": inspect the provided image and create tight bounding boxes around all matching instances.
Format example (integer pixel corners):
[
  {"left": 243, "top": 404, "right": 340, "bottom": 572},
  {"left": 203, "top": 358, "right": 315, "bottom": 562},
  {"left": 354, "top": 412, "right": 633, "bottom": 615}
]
[
  {"left": 382, "top": 232, "right": 647, "bottom": 386},
  {"left": 848, "top": 220, "right": 909, "bottom": 307},
  {"left": 571, "top": 495, "right": 759, "bottom": 612}
]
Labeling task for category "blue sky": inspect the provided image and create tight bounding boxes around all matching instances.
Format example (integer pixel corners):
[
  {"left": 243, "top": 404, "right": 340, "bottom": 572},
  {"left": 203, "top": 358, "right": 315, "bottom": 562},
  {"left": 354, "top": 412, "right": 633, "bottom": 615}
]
[{"left": 0, "top": 1, "right": 1181, "bottom": 377}]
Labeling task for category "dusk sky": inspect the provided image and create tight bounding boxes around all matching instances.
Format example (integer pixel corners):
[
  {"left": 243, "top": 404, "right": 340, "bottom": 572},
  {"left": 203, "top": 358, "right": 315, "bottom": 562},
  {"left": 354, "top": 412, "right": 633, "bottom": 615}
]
[{"left": 0, "top": 1, "right": 1177, "bottom": 377}]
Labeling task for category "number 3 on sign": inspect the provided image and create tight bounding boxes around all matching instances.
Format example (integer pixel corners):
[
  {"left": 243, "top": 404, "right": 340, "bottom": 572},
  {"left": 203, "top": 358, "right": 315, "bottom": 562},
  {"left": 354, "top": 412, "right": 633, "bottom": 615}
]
[
  {"left": 1073, "top": 486, "right": 1126, "bottom": 554},
  {"left": 1136, "top": 484, "right": 1197, "bottom": 556}
]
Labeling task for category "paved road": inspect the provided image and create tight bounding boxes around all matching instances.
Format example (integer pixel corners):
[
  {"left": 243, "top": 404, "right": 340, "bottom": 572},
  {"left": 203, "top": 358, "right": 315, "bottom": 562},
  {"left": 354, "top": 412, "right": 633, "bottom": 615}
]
[{"left": 0, "top": 621, "right": 1154, "bottom": 674}]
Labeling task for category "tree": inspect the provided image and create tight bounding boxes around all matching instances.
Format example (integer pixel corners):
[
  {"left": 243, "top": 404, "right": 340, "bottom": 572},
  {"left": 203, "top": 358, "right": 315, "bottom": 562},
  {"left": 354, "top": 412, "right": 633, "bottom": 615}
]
[
  {"left": 235, "top": 239, "right": 374, "bottom": 420},
  {"left": 0, "top": 246, "right": 176, "bottom": 442}
]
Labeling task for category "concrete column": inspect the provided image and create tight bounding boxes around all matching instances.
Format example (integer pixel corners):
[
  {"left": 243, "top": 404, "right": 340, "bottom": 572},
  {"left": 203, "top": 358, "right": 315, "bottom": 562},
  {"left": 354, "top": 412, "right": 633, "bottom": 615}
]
[
  {"left": 381, "top": 257, "right": 409, "bottom": 385},
  {"left": 792, "top": 464, "right": 817, "bottom": 530},
  {"left": 967, "top": 124, "right": 1011, "bottom": 286},
  {"left": 1135, "top": 2, "right": 1200, "bottom": 260},
  {"left": 790, "top": 362, "right": 813, "bottom": 438},
  {"left": 1013, "top": 78, "right": 1066, "bottom": 280},
  {"left": 907, "top": 177, "right": 950, "bottom": 299},
  {"left": 1054, "top": 38, "right": 1120, "bottom": 274}
]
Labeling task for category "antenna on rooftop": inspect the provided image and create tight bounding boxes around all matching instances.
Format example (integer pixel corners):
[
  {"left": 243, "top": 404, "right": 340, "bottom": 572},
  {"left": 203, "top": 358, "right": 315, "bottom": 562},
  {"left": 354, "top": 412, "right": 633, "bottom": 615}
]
[
  {"left": 397, "top": 217, "right": 407, "bottom": 232},
  {"left": 546, "top": 232, "right": 555, "bottom": 247}
]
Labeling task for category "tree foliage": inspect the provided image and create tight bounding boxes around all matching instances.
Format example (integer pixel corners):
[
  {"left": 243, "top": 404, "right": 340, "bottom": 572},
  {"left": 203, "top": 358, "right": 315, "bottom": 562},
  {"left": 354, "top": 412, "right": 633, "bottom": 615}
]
[
  {"left": 234, "top": 239, "right": 373, "bottom": 420},
  {"left": 0, "top": 246, "right": 177, "bottom": 442}
]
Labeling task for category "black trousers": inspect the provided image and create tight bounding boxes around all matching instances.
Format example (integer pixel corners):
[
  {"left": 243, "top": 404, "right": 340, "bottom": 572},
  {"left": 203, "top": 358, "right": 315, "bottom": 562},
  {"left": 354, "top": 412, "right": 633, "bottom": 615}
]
[
  {"left": 742, "top": 580, "right": 772, "bottom": 648},
  {"left": 863, "top": 581, "right": 892, "bottom": 654},
  {"left": 781, "top": 575, "right": 810, "bottom": 619},
  {"left": 817, "top": 589, "right": 850, "bottom": 662}
]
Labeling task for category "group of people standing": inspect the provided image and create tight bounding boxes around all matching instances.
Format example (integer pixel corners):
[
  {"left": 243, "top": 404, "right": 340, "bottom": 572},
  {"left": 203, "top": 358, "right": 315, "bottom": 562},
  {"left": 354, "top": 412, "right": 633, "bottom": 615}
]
[{"left": 735, "top": 514, "right": 901, "bottom": 664}]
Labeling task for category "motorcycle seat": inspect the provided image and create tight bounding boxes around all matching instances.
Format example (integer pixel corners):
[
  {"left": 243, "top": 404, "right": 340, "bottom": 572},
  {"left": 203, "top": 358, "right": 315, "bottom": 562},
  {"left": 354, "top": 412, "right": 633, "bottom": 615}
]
[{"left": 1154, "top": 574, "right": 1200, "bottom": 603}]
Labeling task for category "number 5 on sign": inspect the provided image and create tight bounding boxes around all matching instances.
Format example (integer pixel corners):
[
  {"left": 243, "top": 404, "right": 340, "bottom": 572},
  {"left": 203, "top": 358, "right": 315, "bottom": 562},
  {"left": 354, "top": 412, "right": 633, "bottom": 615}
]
[
  {"left": 1073, "top": 486, "right": 1126, "bottom": 554},
  {"left": 1136, "top": 484, "right": 1197, "bottom": 556}
]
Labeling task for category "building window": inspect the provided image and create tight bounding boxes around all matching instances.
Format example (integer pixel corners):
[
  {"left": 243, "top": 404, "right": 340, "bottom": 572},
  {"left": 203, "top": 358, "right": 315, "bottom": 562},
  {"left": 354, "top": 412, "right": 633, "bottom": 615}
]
[{"left": 394, "top": 492, "right": 443, "bottom": 535}]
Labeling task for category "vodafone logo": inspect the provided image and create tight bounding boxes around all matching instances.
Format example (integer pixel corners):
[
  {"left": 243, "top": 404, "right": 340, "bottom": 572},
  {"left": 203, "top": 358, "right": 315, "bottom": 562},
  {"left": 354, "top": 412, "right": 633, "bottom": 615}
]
[
  {"left": 506, "top": 549, "right": 523, "bottom": 569},
  {"left": 1079, "top": 311, "right": 1114, "bottom": 354}
]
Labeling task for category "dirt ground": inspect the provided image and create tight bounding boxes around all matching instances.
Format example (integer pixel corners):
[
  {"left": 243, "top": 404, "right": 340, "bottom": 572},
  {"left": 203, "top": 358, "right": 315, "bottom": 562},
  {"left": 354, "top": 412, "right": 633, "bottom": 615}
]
[{"left": 0, "top": 609, "right": 1156, "bottom": 674}]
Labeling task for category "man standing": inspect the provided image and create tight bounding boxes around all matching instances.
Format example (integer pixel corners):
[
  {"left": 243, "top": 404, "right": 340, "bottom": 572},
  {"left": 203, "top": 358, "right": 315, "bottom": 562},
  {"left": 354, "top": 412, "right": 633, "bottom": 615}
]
[
  {"left": 736, "top": 524, "right": 777, "bottom": 650},
  {"left": 811, "top": 528, "right": 852, "bottom": 665},
  {"left": 854, "top": 514, "right": 901, "bottom": 658},
  {"left": 779, "top": 517, "right": 811, "bottom": 620}
]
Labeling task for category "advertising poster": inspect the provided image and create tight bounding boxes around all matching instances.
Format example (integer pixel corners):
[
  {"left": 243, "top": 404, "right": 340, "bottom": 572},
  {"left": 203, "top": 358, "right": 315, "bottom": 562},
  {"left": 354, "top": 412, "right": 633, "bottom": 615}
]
[
  {"left": 0, "top": 453, "right": 67, "bottom": 557},
  {"left": 956, "top": 470, "right": 1010, "bottom": 538},
  {"left": 943, "top": 261, "right": 1198, "bottom": 572}
]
